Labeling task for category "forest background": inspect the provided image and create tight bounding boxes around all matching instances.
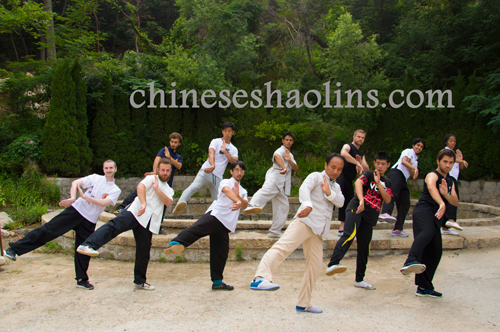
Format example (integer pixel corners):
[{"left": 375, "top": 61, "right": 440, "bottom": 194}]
[{"left": 0, "top": 0, "right": 499, "bottom": 226}]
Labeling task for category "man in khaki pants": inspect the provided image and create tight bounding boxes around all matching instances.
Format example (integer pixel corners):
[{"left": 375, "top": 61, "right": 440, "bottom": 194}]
[{"left": 250, "top": 153, "right": 345, "bottom": 314}]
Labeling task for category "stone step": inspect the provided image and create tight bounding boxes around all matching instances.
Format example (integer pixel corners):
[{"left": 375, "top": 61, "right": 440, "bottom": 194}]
[
  {"left": 107, "top": 199, "right": 500, "bottom": 222},
  {"left": 98, "top": 212, "right": 500, "bottom": 231},
  {"left": 43, "top": 210, "right": 500, "bottom": 263}
]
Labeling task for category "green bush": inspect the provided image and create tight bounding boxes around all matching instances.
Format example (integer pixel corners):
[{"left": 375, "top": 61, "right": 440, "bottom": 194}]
[{"left": 0, "top": 169, "right": 61, "bottom": 229}]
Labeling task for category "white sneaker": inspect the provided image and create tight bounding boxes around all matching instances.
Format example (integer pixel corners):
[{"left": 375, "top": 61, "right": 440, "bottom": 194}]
[
  {"left": 250, "top": 277, "right": 280, "bottom": 291},
  {"left": 135, "top": 282, "right": 155, "bottom": 291},
  {"left": 441, "top": 229, "right": 459, "bottom": 236},
  {"left": 243, "top": 206, "right": 263, "bottom": 215},
  {"left": 378, "top": 213, "right": 397, "bottom": 223},
  {"left": 325, "top": 264, "right": 347, "bottom": 276},
  {"left": 354, "top": 280, "right": 376, "bottom": 290},
  {"left": 172, "top": 201, "right": 187, "bottom": 216},
  {"left": 268, "top": 232, "right": 281, "bottom": 238},
  {"left": 445, "top": 221, "right": 463, "bottom": 231},
  {"left": 76, "top": 245, "right": 99, "bottom": 257}
]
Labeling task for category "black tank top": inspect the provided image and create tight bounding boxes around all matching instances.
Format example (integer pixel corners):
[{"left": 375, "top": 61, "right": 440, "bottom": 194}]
[
  {"left": 343, "top": 143, "right": 364, "bottom": 181},
  {"left": 414, "top": 170, "right": 453, "bottom": 214}
]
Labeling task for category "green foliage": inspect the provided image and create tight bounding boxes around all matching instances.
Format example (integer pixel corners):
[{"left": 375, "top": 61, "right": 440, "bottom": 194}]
[
  {"left": 54, "top": 0, "right": 107, "bottom": 57},
  {"left": 236, "top": 245, "right": 243, "bottom": 261},
  {"left": 0, "top": 134, "right": 40, "bottom": 175},
  {"left": 71, "top": 60, "right": 92, "bottom": 174},
  {"left": 0, "top": 0, "right": 53, "bottom": 37},
  {"left": 40, "top": 58, "right": 81, "bottom": 177},
  {"left": 37, "top": 240, "right": 63, "bottom": 253},
  {"left": 465, "top": 72, "right": 500, "bottom": 133},
  {"left": 90, "top": 77, "right": 118, "bottom": 171},
  {"left": 0, "top": 169, "right": 60, "bottom": 229}
]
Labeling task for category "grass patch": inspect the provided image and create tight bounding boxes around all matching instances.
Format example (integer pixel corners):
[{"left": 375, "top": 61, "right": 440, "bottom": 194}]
[
  {"left": 36, "top": 240, "right": 64, "bottom": 253},
  {"left": 0, "top": 169, "right": 60, "bottom": 230}
]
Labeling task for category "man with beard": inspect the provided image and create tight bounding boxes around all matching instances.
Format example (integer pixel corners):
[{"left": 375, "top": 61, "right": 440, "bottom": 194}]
[
  {"left": 163, "top": 161, "right": 248, "bottom": 291},
  {"left": 337, "top": 129, "right": 370, "bottom": 236},
  {"left": 77, "top": 158, "right": 174, "bottom": 291},
  {"left": 4, "top": 160, "right": 121, "bottom": 290}
]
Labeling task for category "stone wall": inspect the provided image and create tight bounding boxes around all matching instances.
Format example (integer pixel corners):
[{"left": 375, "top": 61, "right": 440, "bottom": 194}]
[
  {"left": 407, "top": 179, "right": 500, "bottom": 207},
  {"left": 49, "top": 176, "right": 500, "bottom": 207},
  {"left": 49, "top": 175, "right": 207, "bottom": 201}
]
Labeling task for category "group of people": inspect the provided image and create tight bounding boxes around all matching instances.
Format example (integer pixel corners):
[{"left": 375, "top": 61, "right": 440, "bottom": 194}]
[{"left": 3, "top": 122, "right": 468, "bottom": 313}]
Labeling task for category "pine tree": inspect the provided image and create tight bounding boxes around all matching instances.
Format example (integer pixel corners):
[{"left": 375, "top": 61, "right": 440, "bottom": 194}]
[
  {"left": 72, "top": 59, "right": 92, "bottom": 175},
  {"left": 41, "top": 58, "right": 81, "bottom": 176},
  {"left": 90, "top": 77, "right": 118, "bottom": 170},
  {"left": 114, "top": 89, "right": 133, "bottom": 176}
]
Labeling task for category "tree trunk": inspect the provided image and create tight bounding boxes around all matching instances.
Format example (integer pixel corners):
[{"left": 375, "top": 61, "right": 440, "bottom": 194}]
[
  {"left": 40, "top": 35, "right": 46, "bottom": 60},
  {"left": 43, "top": 0, "right": 56, "bottom": 61}
]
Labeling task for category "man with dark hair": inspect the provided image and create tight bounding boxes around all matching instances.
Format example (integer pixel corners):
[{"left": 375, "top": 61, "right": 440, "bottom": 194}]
[
  {"left": 163, "top": 161, "right": 248, "bottom": 291},
  {"left": 172, "top": 122, "right": 238, "bottom": 216},
  {"left": 337, "top": 129, "right": 370, "bottom": 236},
  {"left": 4, "top": 160, "right": 121, "bottom": 290},
  {"left": 379, "top": 138, "right": 426, "bottom": 237},
  {"left": 77, "top": 158, "right": 174, "bottom": 291},
  {"left": 114, "top": 132, "right": 183, "bottom": 229},
  {"left": 400, "top": 149, "right": 458, "bottom": 298},
  {"left": 325, "top": 152, "right": 393, "bottom": 291},
  {"left": 243, "top": 131, "right": 299, "bottom": 237},
  {"left": 250, "top": 154, "right": 345, "bottom": 314}
]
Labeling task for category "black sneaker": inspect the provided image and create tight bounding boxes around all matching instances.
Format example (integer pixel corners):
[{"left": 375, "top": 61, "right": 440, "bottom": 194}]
[
  {"left": 416, "top": 287, "right": 442, "bottom": 298},
  {"left": 212, "top": 282, "right": 234, "bottom": 291},
  {"left": 159, "top": 229, "right": 167, "bottom": 235},
  {"left": 77, "top": 279, "right": 95, "bottom": 290},
  {"left": 4, "top": 248, "right": 17, "bottom": 261}
]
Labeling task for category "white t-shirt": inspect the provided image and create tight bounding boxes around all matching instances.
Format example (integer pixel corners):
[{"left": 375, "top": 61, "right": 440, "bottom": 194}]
[
  {"left": 206, "top": 177, "right": 247, "bottom": 233},
  {"left": 392, "top": 148, "right": 418, "bottom": 181},
  {"left": 72, "top": 174, "right": 121, "bottom": 223},
  {"left": 445, "top": 146, "right": 460, "bottom": 180},
  {"left": 265, "top": 145, "right": 296, "bottom": 196},
  {"left": 128, "top": 175, "right": 174, "bottom": 234},
  {"left": 201, "top": 138, "right": 238, "bottom": 179}
]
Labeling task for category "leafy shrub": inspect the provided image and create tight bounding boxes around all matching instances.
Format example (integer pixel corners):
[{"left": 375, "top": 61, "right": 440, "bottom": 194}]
[{"left": 0, "top": 169, "right": 61, "bottom": 229}]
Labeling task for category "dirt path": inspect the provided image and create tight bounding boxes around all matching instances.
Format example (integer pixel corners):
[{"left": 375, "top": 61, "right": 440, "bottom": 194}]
[{"left": 1, "top": 248, "right": 499, "bottom": 331}]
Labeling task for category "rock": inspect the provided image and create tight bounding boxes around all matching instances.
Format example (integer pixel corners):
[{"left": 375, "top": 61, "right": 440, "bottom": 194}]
[
  {"left": 1, "top": 229, "right": 10, "bottom": 237},
  {"left": 0, "top": 212, "right": 13, "bottom": 229},
  {"left": 0, "top": 256, "right": 6, "bottom": 266}
]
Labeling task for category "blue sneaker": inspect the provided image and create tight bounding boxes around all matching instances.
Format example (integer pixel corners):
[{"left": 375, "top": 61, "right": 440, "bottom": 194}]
[
  {"left": 250, "top": 277, "right": 280, "bottom": 291},
  {"left": 400, "top": 261, "right": 426, "bottom": 275},
  {"left": 416, "top": 287, "right": 442, "bottom": 298},
  {"left": 163, "top": 242, "right": 185, "bottom": 255},
  {"left": 296, "top": 305, "right": 323, "bottom": 313}
]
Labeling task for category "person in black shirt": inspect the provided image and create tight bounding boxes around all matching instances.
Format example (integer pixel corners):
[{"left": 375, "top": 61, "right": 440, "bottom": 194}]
[
  {"left": 337, "top": 129, "right": 370, "bottom": 236},
  {"left": 114, "top": 133, "right": 183, "bottom": 234},
  {"left": 325, "top": 152, "right": 393, "bottom": 290},
  {"left": 400, "top": 149, "right": 458, "bottom": 298}
]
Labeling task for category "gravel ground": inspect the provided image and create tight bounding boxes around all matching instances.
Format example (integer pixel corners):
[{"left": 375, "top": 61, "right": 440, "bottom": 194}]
[{"left": 1, "top": 247, "right": 499, "bottom": 331}]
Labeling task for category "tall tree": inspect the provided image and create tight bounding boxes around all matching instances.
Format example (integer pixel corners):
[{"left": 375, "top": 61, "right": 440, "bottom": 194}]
[{"left": 41, "top": 58, "right": 80, "bottom": 175}]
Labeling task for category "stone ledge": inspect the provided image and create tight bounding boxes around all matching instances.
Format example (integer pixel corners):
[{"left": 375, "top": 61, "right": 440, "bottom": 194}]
[{"left": 41, "top": 210, "right": 500, "bottom": 262}]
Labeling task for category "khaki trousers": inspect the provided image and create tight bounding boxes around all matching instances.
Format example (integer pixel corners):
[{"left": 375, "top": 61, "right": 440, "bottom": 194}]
[{"left": 255, "top": 218, "right": 323, "bottom": 307}]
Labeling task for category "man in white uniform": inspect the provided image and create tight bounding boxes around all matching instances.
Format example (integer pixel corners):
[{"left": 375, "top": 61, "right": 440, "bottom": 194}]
[
  {"left": 250, "top": 153, "right": 345, "bottom": 314},
  {"left": 243, "top": 132, "right": 298, "bottom": 237},
  {"left": 163, "top": 161, "right": 248, "bottom": 291},
  {"left": 172, "top": 122, "right": 238, "bottom": 216},
  {"left": 4, "top": 160, "right": 121, "bottom": 290},
  {"left": 77, "top": 158, "right": 174, "bottom": 290}
]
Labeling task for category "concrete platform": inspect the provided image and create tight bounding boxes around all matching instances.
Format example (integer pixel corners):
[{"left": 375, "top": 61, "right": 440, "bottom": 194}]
[{"left": 42, "top": 205, "right": 500, "bottom": 263}]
